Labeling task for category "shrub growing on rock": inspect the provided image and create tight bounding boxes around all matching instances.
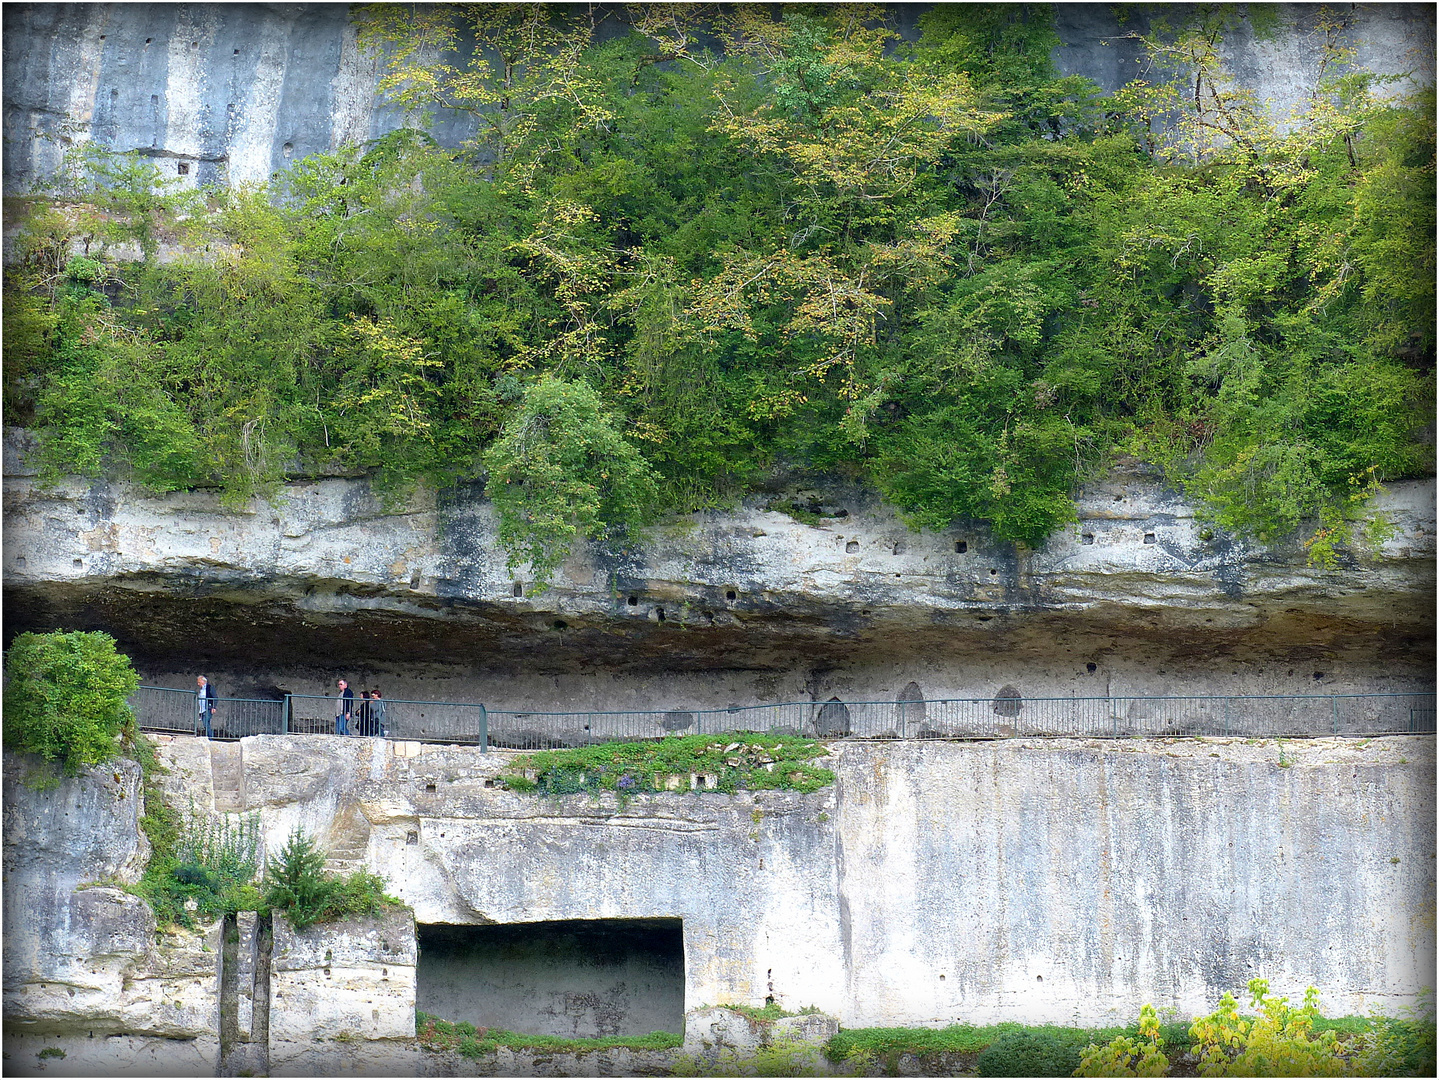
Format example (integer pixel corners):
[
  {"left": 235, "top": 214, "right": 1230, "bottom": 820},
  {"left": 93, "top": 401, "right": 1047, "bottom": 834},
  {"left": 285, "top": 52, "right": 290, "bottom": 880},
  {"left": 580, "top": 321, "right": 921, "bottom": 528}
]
[
  {"left": 2, "top": 630, "right": 138, "bottom": 777},
  {"left": 263, "top": 827, "right": 400, "bottom": 931},
  {"left": 976, "top": 1028, "right": 1086, "bottom": 1077}
]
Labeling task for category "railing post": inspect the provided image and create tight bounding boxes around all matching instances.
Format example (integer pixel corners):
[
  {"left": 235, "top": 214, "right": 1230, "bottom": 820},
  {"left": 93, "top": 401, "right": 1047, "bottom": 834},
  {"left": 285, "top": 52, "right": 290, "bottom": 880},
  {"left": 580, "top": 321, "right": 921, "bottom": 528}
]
[
  {"left": 1332, "top": 694, "right": 1339, "bottom": 737},
  {"left": 1224, "top": 697, "right": 1230, "bottom": 738},
  {"left": 283, "top": 694, "right": 291, "bottom": 736},
  {"left": 479, "top": 704, "right": 488, "bottom": 753}
]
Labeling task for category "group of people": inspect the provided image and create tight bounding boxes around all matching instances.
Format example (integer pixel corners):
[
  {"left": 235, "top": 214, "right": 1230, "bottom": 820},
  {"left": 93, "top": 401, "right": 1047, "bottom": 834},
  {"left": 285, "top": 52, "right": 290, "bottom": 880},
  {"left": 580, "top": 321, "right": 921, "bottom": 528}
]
[
  {"left": 335, "top": 678, "right": 388, "bottom": 737},
  {"left": 190, "top": 675, "right": 388, "bottom": 739}
]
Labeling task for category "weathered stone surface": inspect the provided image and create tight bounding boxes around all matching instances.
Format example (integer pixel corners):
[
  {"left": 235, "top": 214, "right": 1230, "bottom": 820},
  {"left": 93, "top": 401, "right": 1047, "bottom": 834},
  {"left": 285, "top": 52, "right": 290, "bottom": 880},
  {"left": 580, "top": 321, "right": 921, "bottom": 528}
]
[
  {"left": 152, "top": 732, "right": 1436, "bottom": 1029},
  {"left": 4, "top": 4, "right": 1433, "bottom": 194},
  {"left": 2, "top": 1032, "right": 222, "bottom": 1079},
  {"left": 268, "top": 909, "right": 418, "bottom": 1073},
  {"left": 772, "top": 1012, "right": 840, "bottom": 1046},
  {"left": 4, "top": 426, "right": 1433, "bottom": 707},
  {"left": 1, "top": 755, "right": 221, "bottom": 1075},
  {"left": 681, "top": 1007, "right": 767, "bottom": 1056}
]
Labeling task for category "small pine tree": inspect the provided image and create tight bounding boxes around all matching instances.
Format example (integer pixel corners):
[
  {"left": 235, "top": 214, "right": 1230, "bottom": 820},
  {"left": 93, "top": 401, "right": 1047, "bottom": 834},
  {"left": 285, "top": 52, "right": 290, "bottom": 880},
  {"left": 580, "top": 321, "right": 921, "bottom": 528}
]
[{"left": 263, "top": 827, "right": 333, "bottom": 931}]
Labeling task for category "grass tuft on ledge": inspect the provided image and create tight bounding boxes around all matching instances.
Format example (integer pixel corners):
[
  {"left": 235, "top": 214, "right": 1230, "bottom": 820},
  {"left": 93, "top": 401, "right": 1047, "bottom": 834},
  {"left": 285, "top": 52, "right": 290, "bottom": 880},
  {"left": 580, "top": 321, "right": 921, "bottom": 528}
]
[
  {"left": 416, "top": 1013, "right": 682, "bottom": 1057},
  {"left": 502, "top": 733, "right": 836, "bottom": 800}
]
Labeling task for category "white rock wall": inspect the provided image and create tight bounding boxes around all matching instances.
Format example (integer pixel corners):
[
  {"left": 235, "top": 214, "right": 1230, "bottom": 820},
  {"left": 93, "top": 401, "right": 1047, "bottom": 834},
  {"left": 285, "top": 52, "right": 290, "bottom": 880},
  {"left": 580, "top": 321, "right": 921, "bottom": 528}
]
[
  {"left": 269, "top": 909, "right": 417, "bottom": 1075},
  {"left": 154, "top": 732, "right": 1436, "bottom": 1030},
  {"left": 1, "top": 755, "right": 221, "bottom": 1077}
]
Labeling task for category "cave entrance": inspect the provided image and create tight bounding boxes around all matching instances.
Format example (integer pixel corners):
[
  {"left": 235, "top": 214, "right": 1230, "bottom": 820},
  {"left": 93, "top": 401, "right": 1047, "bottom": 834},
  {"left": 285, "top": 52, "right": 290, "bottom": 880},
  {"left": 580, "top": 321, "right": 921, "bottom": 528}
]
[{"left": 415, "top": 919, "right": 685, "bottom": 1039}]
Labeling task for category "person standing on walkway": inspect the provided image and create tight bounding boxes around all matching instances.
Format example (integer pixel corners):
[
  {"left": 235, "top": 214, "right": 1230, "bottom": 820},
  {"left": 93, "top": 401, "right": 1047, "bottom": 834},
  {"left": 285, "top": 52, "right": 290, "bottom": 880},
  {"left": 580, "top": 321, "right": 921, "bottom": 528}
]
[
  {"left": 370, "top": 689, "right": 387, "bottom": 737},
  {"left": 358, "top": 690, "right": 373, "bottom": 736},
  {"left": 196, "top": 676, "right": 217, "bottom": 739},
  {"left": 335, "top": 679, "right": 354, "bottom": 736}
]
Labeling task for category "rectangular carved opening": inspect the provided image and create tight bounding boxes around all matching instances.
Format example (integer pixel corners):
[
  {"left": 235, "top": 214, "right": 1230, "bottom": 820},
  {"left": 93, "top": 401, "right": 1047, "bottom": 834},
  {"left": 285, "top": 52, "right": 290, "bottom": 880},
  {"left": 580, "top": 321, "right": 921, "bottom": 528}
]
[{"left": 416, "top": 918, "right": 684, "bottom": 1038}]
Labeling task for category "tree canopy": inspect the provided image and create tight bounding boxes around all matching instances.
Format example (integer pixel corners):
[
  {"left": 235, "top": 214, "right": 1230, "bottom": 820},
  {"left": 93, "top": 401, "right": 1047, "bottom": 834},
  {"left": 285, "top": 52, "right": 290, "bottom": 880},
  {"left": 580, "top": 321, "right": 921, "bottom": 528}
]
[{"left": 5, "top": 4, "right": 1432, "bottom": 581}]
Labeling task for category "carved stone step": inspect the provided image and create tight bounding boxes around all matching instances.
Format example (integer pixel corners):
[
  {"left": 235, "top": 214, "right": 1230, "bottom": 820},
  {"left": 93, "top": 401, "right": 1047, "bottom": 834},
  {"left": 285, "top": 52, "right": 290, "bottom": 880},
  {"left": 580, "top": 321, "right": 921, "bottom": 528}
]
[{"left": 209, "top": 743, "right": 245, "bottom": 811}]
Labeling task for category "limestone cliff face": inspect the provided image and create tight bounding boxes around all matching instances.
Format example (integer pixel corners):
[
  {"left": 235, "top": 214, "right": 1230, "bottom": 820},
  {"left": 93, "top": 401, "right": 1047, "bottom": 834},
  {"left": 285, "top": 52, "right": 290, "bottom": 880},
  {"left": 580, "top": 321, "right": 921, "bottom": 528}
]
[
  {"left": 4, "top": 3, "right": 1434, "bottom": 194},
  {"left": 1, "top": 753, "right": 221, "bottom": 1076},
  {"left": 37, "top": 735, "right": 1439, "bottom": 1036},
  {"left": 3, "top": 427, "right": 1433, "bottom": 704}
]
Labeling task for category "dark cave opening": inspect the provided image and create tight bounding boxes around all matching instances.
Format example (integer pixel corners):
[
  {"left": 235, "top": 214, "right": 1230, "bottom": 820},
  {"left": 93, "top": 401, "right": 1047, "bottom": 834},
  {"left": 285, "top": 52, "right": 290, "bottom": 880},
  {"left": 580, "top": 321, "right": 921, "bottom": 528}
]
[{"left": 415, "top": 919, "right": 685, "bottom": 1039}]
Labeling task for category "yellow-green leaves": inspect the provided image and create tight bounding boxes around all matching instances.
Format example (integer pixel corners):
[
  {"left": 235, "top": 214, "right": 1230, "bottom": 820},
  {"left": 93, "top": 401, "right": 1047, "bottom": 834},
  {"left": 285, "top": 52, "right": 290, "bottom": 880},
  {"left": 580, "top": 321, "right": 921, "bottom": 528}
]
[
  {"left": 1076, "top": 1003, "right": 1171, "bottom": 1077},
  {"left": 333, "top": 315, "right": 443, "bottom": 440},
  {"left": 1189, "top": 979, "right": 1354, "bottom": 1077},
  {"left": 359, "top": 3, "right": 614, "bottom": 176}
]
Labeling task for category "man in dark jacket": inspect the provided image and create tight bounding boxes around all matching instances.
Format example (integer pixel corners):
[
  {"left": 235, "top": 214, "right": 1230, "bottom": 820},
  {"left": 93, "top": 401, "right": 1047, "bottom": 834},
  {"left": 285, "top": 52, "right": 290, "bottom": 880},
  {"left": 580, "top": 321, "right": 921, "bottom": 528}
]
[{"left": 335, "top": 679, "right": 354, "bottom": 735}]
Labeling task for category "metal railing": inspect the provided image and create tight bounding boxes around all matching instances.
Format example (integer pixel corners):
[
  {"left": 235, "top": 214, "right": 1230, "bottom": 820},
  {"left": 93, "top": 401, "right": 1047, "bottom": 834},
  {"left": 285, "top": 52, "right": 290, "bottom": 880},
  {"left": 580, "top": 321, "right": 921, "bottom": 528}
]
[
  {"left": 131, "top": 687, "right": 1435, "bottom": 749},
  {"left": 287, "top": 694, "right": 487, "bottom": 745},
  {"left": 132, "top": 686, "right": 287, "bottom": 739}
]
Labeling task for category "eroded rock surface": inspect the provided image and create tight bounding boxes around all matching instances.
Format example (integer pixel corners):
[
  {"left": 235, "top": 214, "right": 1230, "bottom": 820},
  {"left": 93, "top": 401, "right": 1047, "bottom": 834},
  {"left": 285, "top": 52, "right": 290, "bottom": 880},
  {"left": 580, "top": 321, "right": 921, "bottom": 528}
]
[
  {"left": 3, "top": 425, "right": 1433, "bottom": 703},
  {"left": 1, "top": 755, "right": 220, "bottom": 1077},
  {"left": 153, "top": 733, "right": 1436, "bottom": 1028}
]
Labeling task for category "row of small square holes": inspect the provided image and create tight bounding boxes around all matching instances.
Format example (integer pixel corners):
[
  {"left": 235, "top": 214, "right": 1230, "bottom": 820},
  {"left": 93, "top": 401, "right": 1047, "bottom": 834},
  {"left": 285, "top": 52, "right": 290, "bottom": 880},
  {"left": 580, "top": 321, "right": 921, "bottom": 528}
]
[
  {"left": 512, "top": 585, "right": 740, "bottom": 604},
  {"left": 1084, "top": 533, "right": 1157, "bottom": 545}
]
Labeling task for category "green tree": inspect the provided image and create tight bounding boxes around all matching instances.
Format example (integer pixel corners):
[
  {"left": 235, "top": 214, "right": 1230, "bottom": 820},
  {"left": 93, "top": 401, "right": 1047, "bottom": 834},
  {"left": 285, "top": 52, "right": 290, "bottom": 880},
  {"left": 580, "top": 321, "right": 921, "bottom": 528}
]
[
  {"left": 262, "top": 828, "right": 333, "bottom": 931},
  {"left": 483, "top": 374, "right": 659, "bottom": 590},
  {"left": 263, "top": 826, "right": 398, "bottom": 931},
  {"left": 2, "top": 631, "right": 139, "bottom": 776}
]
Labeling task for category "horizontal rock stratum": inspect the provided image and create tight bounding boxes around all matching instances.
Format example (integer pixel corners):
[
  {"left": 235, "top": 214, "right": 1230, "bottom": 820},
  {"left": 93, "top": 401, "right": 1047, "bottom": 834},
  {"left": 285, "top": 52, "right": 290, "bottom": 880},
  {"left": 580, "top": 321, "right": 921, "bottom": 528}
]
[{"left": 3, "top": 425, "right": 1434, "bottom": 702}]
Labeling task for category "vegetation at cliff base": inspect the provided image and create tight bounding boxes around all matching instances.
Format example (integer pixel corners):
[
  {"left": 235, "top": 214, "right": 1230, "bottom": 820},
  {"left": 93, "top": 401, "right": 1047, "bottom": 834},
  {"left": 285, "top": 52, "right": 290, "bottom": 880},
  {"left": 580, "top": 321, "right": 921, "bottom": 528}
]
[
  {"left": 415, "top": 1012, "right": 682, "bottom": 1058},
  {"left": 1072, "top": 979, "right": 1436, "bottom": 1077},
  {"left": 823, "top": 981, "right": 1435, "bottom": 1077},
  {"left": 4, "top": 5, "right": 1432, "bottom": 583},
  {"left": 502, "top": 732, "right": 835, "bottom": 798},
  {"left": 2, "top": 630, "right": 139, "bottom": 779}
]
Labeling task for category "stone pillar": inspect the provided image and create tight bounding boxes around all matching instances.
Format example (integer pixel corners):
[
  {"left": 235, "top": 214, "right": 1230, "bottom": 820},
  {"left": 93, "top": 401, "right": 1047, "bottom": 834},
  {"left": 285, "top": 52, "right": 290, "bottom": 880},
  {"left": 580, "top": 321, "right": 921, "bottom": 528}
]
[
  {"left": 235, "top": 911, "right": 258, "bottom": 1038},
  {"left": 268, "top": 907, "right": 420, "bottom": 1076}
]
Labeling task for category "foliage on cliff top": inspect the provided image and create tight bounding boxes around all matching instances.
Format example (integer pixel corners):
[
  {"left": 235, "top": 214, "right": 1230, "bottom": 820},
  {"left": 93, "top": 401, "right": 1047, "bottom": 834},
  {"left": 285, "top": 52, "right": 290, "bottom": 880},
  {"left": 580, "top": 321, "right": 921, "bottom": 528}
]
[
  {"left": 2, "top": 630, "right": 138, "bottom": 780},
  {"left": 502, "top": 733, "right": 835, "bottom": 799},
  {"left": 415, "top": 1012, "right": 681, "bottom": 1057},
  {"left": 4, "top": 5, "right": 1432, "bottom": 564}
]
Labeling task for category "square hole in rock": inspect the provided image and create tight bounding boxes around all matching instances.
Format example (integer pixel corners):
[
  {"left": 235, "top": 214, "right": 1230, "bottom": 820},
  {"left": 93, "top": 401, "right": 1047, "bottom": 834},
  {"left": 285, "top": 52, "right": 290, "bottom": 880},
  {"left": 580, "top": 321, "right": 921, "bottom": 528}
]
[{"left": 416, "top": 919, "right": 684, "bottom": 1039}]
